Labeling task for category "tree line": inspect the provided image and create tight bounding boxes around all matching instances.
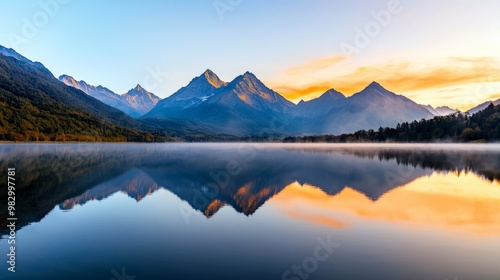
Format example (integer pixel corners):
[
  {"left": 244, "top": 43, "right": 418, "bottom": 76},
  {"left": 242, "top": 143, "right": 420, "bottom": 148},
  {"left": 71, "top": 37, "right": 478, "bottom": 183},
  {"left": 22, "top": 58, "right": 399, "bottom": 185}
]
[{"left": 284, "top": 104, "right": 500, "bottom": 143}]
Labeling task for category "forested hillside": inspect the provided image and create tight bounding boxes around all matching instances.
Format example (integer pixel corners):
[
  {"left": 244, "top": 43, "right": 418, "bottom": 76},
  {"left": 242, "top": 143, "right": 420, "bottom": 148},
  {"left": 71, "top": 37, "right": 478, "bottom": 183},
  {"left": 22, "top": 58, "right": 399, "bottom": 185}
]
[
  {"left": 284, "top": 104, "right": 500, "bottom": 143},
  {"left": 0, "top": 55, "right": 155, "bottom": 142}
]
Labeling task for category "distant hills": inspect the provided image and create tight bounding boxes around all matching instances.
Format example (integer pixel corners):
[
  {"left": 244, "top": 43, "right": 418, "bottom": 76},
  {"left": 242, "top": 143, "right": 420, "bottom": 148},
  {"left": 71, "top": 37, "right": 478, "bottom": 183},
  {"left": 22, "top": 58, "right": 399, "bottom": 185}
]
[
  {"left": 467, "top": 98, "right": 500, "bottom": 115},
  {"left": 285, "top": 103, "right": 500, "bottom": 143},
  {"left": 296, "top": 88, "right": 346, "bottom": 117},
  {"left": 0, "top": 44, "right": 498, "bottom": 141},
  {"left": 0, "top": 46, "right": 152, "bottom": 141},
  {"left": 59, "top": 75, "right": 161, "bottom": 118},
  {"left": 421, "top": 104, "right": 458, "bottom": 116},
  {"left": 296, "top": 82, "right": 434, "bottom": 135}
]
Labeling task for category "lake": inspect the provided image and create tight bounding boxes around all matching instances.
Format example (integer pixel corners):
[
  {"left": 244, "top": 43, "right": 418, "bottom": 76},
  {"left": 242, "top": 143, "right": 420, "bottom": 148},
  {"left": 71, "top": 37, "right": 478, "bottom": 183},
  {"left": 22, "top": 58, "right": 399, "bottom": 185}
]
[{"left": 1, "top": 143, "right": 499, "bottom": 280}]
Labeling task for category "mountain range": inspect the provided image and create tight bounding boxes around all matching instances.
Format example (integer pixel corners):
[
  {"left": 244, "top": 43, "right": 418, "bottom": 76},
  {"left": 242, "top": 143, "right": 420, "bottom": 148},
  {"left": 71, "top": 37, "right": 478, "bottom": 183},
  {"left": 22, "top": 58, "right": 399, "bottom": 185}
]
[
  {"left": 144, "top": 70, "right": 296, "bottom": 135},
  {"left": 0, "top": 44, "right": 498, "bottom": 139},
  {"left": 467, "top": 98, "right": 500, "bottom": 115},
  {"left": 59, "top": 75, "right": 161, "bottom": 118},
  {"left": 0, "top": 45, "right": 154, "bottom": 141},
  {"left": 421, "top": 104, "right": 458, "bottom": 116},
  {"left": 143, "top": 70, "right": 437, "bottom": 135},
  {"left": 296, "top": 82, "right": 434, "bottom": 135}
]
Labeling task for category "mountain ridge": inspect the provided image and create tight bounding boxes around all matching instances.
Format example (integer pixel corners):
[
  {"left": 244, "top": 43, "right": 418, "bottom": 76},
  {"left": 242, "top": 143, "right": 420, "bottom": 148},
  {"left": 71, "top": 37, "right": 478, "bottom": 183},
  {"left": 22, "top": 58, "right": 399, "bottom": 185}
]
[
  {"left": 1, "top": 44, "right": 497, "bottom": 139},
  {"left": 422, "top": 104, "right": 459, "bottom": 116},
  {"left": 467, "top": 98, "right": 500, "bottom": 115},
  {"left": 59, "top": 75, "right": 161, "bottom": 118},
  {"left": 144, "top": 70, "right": 435, "bottom": 136},
  {"left": 289, "top": 80, "right": 434, "bottom": 135},
  {"left": 144, "top": 70, "right": 295, "bottom": 136},
  {"left": 0, "top": 50, "right": 153, "bottom": 141}
]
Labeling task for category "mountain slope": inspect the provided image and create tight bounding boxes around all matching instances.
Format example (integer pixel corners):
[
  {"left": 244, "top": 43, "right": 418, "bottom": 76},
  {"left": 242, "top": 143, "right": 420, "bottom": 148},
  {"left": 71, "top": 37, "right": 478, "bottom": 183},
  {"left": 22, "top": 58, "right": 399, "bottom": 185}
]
[
  {"left": 59, "top": 74, "right": 126, "bottom": 109},
  {"left": 144, "top": 69, "right": 226, "bottom": 118},
  {"left": 0, "top": 45, "right": 49, "bottom": 73},
  {"left": 467, "top": 98, "right": 500, "bottom": 115},
  {"left": 296, "top": 88, "right": 346, "bottom": 117},
  {"left": 435, "top": 106, "right": 458, "bottom": 116},
  {"left": 422, "top": 104, "right": 458, "bottom": 116},
  {"left": 122, "top": 84, "right": 161, "bottom": 117},
  {"left": 146, "top": 75, "right": 436, "bottom": 136},
  {"left": 59, "top": 75, "right": 160, "bottom": 118},
  {"left": 0, "top": 48, "right": 149, "bottom": 141},
  {"left": 145, "top": 71, "right": 295, "bottom": 136},
  {"left": 422, "top": 104, "right": 440, "bottom": 116},
  {"left": 311, "top": 82, "right": 434, "bottom": 134},
  {"left": 207, "top": 72, "right": 294, "bottom": 113}
]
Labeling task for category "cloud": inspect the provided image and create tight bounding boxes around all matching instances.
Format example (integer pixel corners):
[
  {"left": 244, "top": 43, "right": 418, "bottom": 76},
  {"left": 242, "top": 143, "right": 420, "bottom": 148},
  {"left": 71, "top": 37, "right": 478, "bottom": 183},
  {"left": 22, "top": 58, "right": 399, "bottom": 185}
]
[
  {"left": 272, "top": 83, "right": 333, "bottom": 101},
  {"left": 284, "top": 55, "right": 346, "bottom": 76},
  {"left": 270, "top": 55, "right": 346, "bottom": 102},
  {"left": 490, "top": 93, "right": 500, "bottom": 100},
  {"left": 333, "top": 59, "right": 500, "bottom": 94},
  {"left": 272, "top": 56, "right": 500, "bottom": 105}
]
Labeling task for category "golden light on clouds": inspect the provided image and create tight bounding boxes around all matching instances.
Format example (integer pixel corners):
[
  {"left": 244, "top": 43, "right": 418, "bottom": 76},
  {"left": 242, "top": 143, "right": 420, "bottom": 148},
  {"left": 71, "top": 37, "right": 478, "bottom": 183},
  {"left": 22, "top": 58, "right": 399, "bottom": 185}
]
[
  {"left": 490, "top": 92, "right": 500, "bottom": 100},
  {"left": 270, "top": 55, "right": 346, "bottom": 101},
  {"left": 270, "top": 55, "right": 500, "bottom": 109},
  {"left": 272, "top": 172, "right": 500, "bottom": 236},
  {"left": 284, "top": 55, "right": 345, "bottom": 76},
  {"left": 273, "top": 83, "right": 333, "bottom": 101},
  {"left": 332, "top": 58, "right": 500, "bottom": 94}
]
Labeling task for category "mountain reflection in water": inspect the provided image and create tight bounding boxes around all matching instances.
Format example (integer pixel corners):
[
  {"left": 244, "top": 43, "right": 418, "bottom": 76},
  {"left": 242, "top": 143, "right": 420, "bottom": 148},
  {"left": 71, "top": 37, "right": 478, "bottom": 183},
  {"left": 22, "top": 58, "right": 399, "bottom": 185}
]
[{"left": 1, "top": 143, "right": 499, "bottom": 236}]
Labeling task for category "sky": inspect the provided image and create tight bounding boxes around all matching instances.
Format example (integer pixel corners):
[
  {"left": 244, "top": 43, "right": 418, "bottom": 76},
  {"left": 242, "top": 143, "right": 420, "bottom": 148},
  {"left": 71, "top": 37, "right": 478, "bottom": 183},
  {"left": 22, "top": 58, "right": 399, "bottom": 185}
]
[{"left": 1, "top": 0, "right": 500, "bottom": 110}]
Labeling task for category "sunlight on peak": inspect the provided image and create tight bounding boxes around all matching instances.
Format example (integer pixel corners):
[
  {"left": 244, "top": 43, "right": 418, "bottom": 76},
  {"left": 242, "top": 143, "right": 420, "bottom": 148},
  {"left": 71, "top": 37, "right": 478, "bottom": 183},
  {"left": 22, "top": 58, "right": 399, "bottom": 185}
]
[
  {"left": 237, "top": 93, "right": 252, "bottom": 105},
  {"left": 260, "top": 92, "right": 272, "bottom": 101}
]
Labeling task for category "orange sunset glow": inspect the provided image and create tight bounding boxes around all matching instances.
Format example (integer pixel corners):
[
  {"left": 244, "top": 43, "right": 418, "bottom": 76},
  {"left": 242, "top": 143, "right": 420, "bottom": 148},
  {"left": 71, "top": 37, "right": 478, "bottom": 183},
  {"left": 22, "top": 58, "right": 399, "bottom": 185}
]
[
  {"left": 272, "top": 173, "right": 500, "bottom": 236},
  {"left": 269, "top": 56, "right": 500, "bottom": 111},
  {"left": 2, "top": 0, "right": 500, "bottom": 278}
]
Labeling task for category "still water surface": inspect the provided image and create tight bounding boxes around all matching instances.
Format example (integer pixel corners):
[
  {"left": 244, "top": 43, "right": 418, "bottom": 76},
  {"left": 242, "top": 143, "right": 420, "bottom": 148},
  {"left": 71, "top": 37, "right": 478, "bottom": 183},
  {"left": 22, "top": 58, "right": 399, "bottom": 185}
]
[{"left": 0, "top": 143, "right": 499, "bottom": 280}]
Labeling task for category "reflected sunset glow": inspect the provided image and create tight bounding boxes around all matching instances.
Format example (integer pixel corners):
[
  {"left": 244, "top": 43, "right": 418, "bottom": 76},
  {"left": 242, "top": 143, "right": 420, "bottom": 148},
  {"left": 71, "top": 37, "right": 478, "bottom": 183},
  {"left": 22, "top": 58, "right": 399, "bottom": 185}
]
[{"left": 273, "top": 172, "right": 500, "bottom": 235}]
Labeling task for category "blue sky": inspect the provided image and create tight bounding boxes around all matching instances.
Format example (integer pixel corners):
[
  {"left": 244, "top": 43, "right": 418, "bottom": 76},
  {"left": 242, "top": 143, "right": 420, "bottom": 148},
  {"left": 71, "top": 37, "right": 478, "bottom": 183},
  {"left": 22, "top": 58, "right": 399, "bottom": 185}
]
[{"left": 1, "top": 0, "right": 500, "bottom": 110}]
